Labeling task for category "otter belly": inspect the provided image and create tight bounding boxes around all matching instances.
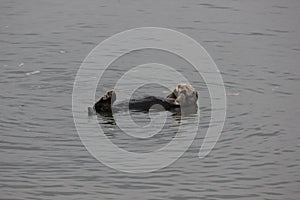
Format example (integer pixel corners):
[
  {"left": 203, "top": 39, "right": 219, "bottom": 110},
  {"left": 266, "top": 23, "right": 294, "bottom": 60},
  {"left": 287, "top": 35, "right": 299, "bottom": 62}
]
[
  {"left": 94, "top": 96, "right": 179, "bottom": 114},
  {"left": 127, "top": 96, "right": 179, "bottom": 111}
]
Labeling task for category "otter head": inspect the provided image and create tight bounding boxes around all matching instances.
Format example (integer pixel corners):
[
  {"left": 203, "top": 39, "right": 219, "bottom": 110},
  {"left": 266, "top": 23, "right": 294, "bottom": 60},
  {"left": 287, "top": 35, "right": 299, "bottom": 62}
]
[
  {"left": 166, "top": 83, "right": 198, "bottom": 106},
  {"left": 94, "top": 90, "right": 116, "bottom": 113}
]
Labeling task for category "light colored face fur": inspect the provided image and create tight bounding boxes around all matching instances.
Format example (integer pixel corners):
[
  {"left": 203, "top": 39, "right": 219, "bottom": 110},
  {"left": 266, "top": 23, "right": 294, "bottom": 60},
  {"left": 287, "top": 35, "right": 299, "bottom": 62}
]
[{"left": 167, "top": 83, "right": 198, "bottom": 106}]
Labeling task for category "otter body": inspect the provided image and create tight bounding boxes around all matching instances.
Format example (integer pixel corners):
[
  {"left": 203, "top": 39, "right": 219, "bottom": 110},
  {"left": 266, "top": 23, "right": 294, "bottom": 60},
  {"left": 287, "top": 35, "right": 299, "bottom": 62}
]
[
  {"left": 94, "top": 96, "right": 179, "bottom": 114},
  {"left": 92, "top": 83, "right": 198, "bottom": 114},
  {"left": 128, "top": 96, "right": 179, "bottom": 111}
]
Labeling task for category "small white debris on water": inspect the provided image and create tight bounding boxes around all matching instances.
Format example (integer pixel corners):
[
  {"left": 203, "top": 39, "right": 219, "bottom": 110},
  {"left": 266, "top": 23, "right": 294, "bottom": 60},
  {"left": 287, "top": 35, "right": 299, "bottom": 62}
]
[
  {"left": 272, "top": 86, "right": 279, "bottom": 91},
  {"left": 59, "top": 50, "right": 66, "bottom": 54},
  {"left": 18, "top": 62, "right": 24, "bottom": 67},
  {"left": 25, "top": 70, "right": 40, "bottom": 76},
  {"left": 227, "top": 92, "right": 240, "bottom": 96}
]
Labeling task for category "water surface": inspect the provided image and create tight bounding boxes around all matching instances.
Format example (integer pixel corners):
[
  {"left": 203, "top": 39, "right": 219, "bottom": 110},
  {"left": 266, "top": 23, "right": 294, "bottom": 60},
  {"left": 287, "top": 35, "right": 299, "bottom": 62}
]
[{"left": 1, "top": 0, "right": 300, "bottom": 199}]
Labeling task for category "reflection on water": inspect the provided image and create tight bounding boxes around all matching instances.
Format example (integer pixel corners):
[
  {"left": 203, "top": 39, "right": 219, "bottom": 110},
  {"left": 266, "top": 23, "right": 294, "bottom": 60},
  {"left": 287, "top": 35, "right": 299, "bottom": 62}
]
[
  {"left": 95, "top": 107, "right": 199, "bottom": 154},
  {"left": 1, "top": 0, "right": 300, "bottom": 199}
]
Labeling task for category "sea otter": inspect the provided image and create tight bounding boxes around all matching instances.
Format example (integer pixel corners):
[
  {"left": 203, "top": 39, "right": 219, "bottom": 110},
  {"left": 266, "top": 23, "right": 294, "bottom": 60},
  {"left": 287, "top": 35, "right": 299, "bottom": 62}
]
[{"left": 91, "top": 83, "right": 198, "bottom": 114}]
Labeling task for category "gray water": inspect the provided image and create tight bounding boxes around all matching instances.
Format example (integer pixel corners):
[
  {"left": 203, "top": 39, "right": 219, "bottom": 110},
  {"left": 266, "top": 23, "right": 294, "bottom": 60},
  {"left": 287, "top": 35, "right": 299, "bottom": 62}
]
[{"left": 1, "top": 0, "right": 300, "bottom": 199}]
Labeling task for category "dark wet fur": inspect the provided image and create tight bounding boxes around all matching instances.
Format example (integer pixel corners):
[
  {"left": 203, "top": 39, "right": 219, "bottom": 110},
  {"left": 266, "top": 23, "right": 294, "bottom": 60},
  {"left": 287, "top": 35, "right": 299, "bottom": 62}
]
[{"left": 94, "top": 96, "right": 180, "bottom": 114}]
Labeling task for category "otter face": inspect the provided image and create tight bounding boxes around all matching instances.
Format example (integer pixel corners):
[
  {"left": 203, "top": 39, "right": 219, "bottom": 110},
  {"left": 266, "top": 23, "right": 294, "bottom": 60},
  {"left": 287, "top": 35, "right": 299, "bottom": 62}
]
[{"left": 167, "top": 83, "right": 198, "bottom": 106}]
